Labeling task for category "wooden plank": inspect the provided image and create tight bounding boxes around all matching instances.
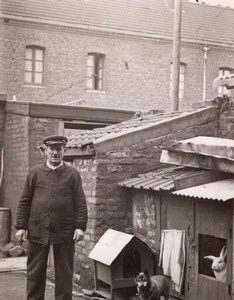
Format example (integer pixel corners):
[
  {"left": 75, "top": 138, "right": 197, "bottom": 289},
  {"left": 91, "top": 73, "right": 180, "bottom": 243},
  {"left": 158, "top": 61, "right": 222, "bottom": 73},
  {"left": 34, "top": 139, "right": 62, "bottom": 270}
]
[
  {"left": 29, "top": 102, "right": 135, "bottom": 122},
  {"left": 96, "top": 262, "right": 112, "bottom": 285},
  {"left": 64, "top": 147, "right": 95, "bottom": 157},
  {"left": 174, "top": 170, "right": 231, "bottom": 191},
  {"left": 198, "top": 275, "right": 220, "bottom": 300},
  {"left": 94, "top": 288, "right": 111, "bottom": 300},
  {"left": 196, "top": 202, "right": 230, "bottom": 237},
  {"left": 111, "top": 278, "right": 136, "bottom": 289}
]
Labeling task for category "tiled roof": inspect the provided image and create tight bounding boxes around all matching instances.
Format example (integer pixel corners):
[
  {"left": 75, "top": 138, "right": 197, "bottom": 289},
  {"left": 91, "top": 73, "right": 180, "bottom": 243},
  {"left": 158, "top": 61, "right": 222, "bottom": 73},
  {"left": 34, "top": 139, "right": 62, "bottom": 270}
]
[
  {"left": 67, "top": 110, "right": 182, "bottom": 148},
  {"left": 1, "top": 0, "right": 234, "bottom": 44},
  {"left": 118, "top": 166, "right": 209, "bottom": 191}
]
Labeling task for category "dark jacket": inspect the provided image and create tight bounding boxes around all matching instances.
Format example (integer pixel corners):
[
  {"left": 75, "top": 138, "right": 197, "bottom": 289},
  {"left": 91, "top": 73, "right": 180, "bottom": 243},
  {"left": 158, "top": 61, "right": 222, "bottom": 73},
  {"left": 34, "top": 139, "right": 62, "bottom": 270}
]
[{"left": 16, "top": 163, "right": 88, "bottom": 245}]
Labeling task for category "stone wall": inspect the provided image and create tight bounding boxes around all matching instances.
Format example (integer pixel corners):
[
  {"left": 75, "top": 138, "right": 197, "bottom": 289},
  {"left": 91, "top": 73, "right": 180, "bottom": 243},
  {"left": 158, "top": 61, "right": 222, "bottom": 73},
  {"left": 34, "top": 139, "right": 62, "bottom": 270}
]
[{"left": 132, "top": 190, "right": 158, "bottom": 250}]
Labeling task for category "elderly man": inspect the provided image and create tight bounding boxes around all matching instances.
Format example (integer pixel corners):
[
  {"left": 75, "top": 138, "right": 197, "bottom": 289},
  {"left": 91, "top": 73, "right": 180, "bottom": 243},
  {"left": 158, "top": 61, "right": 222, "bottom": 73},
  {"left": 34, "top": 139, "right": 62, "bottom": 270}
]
[{"left": 15, "top": 135, "right": 88, "bottom": 300}]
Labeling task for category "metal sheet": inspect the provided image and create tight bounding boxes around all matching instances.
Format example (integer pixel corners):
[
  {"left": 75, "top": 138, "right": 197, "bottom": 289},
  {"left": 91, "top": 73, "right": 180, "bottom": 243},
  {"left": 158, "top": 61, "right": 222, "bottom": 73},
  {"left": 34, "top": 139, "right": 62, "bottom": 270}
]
[
  {"left": 89, "top": 229, "right": 134, "bottom": 266},
  {"left": 170, "top": 136, "right": 234, "bottom": 160},
  {"left": 160, "top": 149, "right": 234, "bottom": 174},
  {"left": 173, "top": 178, "right": 234, "bottom": 201}
]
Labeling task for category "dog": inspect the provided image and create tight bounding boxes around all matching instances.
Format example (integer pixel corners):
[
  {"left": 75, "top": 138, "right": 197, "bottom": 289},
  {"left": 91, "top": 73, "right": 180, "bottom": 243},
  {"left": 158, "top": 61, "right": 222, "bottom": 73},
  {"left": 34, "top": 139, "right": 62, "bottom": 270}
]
[{"left": 135, "top": 270, "right": 169, "bottom": 300}]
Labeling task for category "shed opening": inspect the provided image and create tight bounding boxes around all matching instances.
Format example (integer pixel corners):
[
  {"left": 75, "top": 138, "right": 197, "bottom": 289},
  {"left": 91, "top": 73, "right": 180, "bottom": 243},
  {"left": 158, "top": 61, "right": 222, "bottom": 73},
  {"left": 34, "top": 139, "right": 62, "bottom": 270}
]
[{"left": 199, "top": 234, "right": 227, "bottom": 279}]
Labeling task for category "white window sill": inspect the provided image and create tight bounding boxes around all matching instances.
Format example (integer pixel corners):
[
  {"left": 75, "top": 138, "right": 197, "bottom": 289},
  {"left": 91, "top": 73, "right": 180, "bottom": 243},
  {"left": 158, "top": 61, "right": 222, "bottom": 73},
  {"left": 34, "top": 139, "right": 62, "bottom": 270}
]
[
  {"left": 23, "top": 84, "right": 45, "bottom": 89},
  {"left": 86, "top": 89, "right": 106, "bottom": 94}
]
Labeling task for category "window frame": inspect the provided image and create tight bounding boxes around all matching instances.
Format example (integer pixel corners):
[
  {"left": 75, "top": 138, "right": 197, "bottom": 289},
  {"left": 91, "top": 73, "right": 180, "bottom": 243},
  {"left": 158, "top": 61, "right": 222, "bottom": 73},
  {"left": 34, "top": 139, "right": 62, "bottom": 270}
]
[
  {"left": 24, "top": 46, "right": 45, "bottom": 86},
  {"left": 86, "top": 52, "right": 105, "bottom": 91}
]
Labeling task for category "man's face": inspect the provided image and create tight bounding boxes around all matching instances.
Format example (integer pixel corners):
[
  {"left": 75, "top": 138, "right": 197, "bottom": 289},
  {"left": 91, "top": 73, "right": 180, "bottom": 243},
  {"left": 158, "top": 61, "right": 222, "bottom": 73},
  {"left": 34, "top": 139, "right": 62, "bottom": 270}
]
[{"left": 44, "top": 144, "right": 65, "bottom": 166}]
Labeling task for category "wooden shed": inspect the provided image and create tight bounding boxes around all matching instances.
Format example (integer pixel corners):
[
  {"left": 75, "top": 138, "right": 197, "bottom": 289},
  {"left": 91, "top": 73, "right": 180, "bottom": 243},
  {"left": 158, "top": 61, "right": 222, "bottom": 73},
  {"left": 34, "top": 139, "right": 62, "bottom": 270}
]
[
  {"left": 89, "top": 229, "right": 156, "bottom": 299},
  {"left": 119, "top": 137, "right": 234, "bottom": 300}
]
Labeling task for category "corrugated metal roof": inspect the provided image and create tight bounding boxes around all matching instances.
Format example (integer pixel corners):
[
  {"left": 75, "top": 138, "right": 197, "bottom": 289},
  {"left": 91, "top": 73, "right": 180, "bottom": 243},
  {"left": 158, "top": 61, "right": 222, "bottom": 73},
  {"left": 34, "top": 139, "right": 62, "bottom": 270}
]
[
  {"left": 89, "top": 229, "right": 134, "bottom": 265},
  {"left": 1, "top": 0, "right": 234, "bottom": 44},
  {"left": 119, "top": 166, "right": 209, "bottom": 191},
  {"left": 173, "top": 178, "right": 234, "bottom": 201}
]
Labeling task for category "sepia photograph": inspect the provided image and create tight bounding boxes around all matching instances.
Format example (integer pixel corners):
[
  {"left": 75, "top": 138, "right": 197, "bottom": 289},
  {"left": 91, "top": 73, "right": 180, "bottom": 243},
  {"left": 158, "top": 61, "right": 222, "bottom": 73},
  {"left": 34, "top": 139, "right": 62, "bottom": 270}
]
[{"left": 0, "top": 0, "right": 234, "bottom": 299}]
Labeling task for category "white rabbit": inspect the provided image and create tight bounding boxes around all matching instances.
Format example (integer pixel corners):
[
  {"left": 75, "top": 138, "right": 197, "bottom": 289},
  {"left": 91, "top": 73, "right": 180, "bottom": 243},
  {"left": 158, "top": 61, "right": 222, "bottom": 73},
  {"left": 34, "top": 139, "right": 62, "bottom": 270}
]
[{"left": 204, "top": 246, "right": 227, "bottom": 283}]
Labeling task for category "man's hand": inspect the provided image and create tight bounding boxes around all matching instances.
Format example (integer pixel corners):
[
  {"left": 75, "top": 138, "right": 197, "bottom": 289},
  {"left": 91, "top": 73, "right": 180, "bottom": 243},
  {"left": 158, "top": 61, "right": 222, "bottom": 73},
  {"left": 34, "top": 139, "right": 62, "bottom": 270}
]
[
  {"left": 73, "top": 229, "right": 84, "bottom": 243},
  {"left": 15, "top": 229, "right": 27, "bottom": 243}
]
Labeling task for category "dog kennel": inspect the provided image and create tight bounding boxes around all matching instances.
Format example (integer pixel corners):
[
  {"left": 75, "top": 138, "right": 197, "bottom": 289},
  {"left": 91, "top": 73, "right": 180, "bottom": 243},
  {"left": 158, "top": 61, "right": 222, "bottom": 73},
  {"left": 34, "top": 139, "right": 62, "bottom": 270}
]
[{"left": 89, "top": 229, "right": 156, "bottom": 299}]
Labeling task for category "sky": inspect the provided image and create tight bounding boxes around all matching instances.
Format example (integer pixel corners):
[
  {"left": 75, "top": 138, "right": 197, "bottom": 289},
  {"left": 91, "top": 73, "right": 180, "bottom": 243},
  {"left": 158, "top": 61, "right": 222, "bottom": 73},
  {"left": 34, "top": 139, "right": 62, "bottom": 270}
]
[{"left": 188, "top": 0, "right": 234, "bottom": 8}]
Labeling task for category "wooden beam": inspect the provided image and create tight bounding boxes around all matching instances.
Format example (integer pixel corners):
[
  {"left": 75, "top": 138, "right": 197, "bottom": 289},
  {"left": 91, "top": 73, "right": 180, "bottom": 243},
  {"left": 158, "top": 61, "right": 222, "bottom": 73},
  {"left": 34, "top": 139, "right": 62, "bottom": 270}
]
[
  {"left": 174, "top": 170, "right": 231, "bottom": 191},
  {"left": 29, "top": 102, "right": 135, "bottom": 123},
  {"left": 64, "top": 146, "right": 95, "bottom": 157}
]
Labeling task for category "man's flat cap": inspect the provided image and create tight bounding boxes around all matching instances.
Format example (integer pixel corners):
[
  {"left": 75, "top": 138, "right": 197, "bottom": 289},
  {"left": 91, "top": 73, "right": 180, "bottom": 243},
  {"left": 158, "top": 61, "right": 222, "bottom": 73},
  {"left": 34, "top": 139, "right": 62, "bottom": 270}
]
[{"left": 43, "top": 135, "right": 68, "bottom": 146}]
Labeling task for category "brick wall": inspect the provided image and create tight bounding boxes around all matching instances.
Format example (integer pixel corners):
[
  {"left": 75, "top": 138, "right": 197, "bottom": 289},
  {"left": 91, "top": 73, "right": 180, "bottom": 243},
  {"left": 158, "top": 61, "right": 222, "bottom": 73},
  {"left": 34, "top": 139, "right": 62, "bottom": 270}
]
[
  {"left": 3, "top": 112, "right": 29, "bottom": 236},
  {"left": 2, "top": 103, "right": 62, "bottom": 236},
  {"left": 0, "top": 97, "right": 6, "bottom": 204},
  {"left": 2, "top": 20, "right": 234, "bottom": 112},
  {"left": 29, "top": 117, "right": 61, "bottom": 167},
  {"left": 217, "top": 108, "right": 234, "bottom": 139}
]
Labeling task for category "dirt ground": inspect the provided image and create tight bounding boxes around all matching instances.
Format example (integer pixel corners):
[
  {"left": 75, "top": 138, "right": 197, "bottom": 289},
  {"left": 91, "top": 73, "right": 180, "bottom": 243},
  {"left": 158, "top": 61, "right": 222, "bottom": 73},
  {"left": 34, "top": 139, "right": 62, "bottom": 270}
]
[
  {"left": 0, "top": 271, "right": 86, "bottom": 300},
  {"left": 0, "top": 271, "right": 175, "bottom": 300},
  {"left": 0, "top": 271, "right": 55, "bottom": 300}
]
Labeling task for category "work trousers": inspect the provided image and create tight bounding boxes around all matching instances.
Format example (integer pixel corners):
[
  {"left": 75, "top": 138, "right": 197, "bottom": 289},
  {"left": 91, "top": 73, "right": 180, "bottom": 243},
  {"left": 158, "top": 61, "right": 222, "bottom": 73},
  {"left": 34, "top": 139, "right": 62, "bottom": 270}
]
[{"left": 27, "top": 241, "right": 74, "bottom": 300}]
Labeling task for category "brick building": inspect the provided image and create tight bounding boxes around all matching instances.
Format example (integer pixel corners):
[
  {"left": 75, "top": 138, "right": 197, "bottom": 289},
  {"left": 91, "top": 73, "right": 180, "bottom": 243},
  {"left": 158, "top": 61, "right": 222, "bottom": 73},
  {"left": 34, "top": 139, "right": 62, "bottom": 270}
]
[{"left": 1, "top": 0, "right": 234, "bottom": 111}]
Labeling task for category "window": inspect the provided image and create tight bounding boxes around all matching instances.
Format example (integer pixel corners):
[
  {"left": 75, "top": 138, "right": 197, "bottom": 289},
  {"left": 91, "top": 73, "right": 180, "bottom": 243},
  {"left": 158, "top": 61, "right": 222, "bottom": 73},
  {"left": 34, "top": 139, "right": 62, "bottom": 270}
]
[
  {"left": 218, "top": 68, "right": 233, "bottom": 96},
  {"left": 170, "top": 63, "right": 186, "bottom": 99},
  {"left": 25, "top": 46, "right": 45, "bottom": 85},
  {"left": 86, "top": 53, "right": 104, "bottom": 90},
  {"left": 199, "top": 234, "right": 227, "bottom": 281}
]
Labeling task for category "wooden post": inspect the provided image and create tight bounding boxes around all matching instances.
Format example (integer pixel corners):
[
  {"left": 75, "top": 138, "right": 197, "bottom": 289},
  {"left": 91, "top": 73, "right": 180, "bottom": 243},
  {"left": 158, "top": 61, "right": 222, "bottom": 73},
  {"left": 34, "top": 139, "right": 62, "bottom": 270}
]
[{"left": 171, "top": 0, "right": 182, "bottom": 112}]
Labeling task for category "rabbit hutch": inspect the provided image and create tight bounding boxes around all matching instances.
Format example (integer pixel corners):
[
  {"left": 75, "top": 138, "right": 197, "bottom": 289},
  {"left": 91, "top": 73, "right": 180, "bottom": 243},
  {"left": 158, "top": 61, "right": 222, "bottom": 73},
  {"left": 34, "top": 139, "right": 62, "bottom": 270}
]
[
  {"left": 119, "top": 137, "right": 234, "bottom": 300},
  {"left": 89, "top": 229, "right": 156, "bottom": 299}
]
